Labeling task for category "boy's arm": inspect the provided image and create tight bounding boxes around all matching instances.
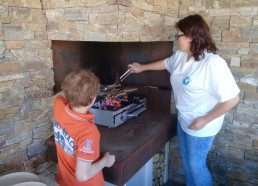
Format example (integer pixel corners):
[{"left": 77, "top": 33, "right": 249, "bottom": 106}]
[
  {"left": 52, "top": 91, "right": 66, "bottom": 106},
  {"left": 54, "top": 91, "right": 66, "bottom": 99},
  {"left": 75, "top": 152, "right": 115, "bottom": 182}
]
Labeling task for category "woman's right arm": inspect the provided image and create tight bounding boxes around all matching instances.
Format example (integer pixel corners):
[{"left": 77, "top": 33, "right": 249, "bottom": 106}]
[{"left": 128, "top": 60, "right": 166, "bottom": 73}]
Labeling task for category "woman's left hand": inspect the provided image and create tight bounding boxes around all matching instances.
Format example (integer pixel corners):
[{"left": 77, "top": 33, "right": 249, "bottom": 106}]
[
  {"left": 188, "top": 95, "right": 240, "bottom": 131},
  {"left": 187, "top": 117, "right": 207, "bottom": 130}
]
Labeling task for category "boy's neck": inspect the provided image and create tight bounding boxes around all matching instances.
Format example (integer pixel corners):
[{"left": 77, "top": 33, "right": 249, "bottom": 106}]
[{"left": 72, "top": 106, "right": 89, "bottom": 114}]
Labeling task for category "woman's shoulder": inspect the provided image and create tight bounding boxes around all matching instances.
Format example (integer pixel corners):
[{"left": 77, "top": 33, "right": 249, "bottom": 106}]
[
  {"left": 204, "top": 52, "right": 229, "bottom": 72},
  {"left": 175, "top": 50, "right": 187, "bottom": 57},
  {"left": 170, "top": 50, "right": 187, "bottom": 62},
  {"left": 204, "top": 52, "right": 227, "bottom": 65}
]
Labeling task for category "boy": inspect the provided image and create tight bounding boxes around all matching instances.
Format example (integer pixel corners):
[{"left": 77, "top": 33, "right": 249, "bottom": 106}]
[{"left": 53, "top": 69, "right": 115, "bottom": 186}]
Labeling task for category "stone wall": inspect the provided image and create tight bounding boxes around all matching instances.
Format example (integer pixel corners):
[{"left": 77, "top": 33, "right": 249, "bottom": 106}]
[
  {"left": 43, "top": 0, "right": 177, "bottom": 41},
  {"left": 0, "top": 0, "right": 54, "bottom": 175},
  {"left": 0, "top": 0, "right": 257, "bottom": 185}
]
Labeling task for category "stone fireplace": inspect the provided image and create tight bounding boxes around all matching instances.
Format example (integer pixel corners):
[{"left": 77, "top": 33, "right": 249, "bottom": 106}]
[
  {"left": 1, "top": 1, "right": 258, "bottom": 185},
  {"left": 0, "top": 0, "right": 176, "bottom": 181}
]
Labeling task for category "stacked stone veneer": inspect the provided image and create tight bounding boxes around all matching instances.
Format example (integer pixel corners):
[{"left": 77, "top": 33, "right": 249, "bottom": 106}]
[{"left": 0, "top": 0, "right": 257, "bottom": 185}]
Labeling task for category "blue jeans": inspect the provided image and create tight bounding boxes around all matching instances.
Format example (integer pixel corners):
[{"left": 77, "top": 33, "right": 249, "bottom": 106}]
[{"left": 177, "top": 122, "right": 215, "bottom": 186}]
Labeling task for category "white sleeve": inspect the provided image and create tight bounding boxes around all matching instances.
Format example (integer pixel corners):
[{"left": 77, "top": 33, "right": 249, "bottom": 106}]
[
  {"left": 164, "top": 52, "right": 176, "bottom": 73},
  {"left": 205, "top": 56, "right": 240, "bottom": 102}
]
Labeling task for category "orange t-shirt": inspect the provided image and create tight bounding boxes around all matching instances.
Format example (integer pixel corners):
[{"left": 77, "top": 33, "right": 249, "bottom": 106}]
[{"left": 53, "top": 96, "right": 104, "bottom": 186}]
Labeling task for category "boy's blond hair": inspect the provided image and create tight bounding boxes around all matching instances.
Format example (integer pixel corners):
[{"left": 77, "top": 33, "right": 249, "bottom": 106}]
[{"left": 61, "top": 69, "right": 100, "bottom": 107}]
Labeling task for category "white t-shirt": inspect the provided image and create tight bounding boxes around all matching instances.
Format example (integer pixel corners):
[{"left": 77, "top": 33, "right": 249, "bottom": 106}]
[{"left": 164, "top": 50, "right": 240, "bottom": 137}]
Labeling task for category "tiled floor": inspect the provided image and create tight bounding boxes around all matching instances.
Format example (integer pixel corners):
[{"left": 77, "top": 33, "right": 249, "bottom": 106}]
[
  {"left": 39, "top": 176, "right": 58, "bottom": 186},
  {"left": 163, "top": 180, "right": 185, "bottom": 186},
  {"left": 37, "top": 162, "right": 58, "bottom": 186}
]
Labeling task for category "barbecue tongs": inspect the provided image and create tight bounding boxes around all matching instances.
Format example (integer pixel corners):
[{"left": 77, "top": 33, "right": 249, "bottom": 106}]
[
  {"left": 119, "top": 69, "right": 131, "bottom": 82},
  {"left": 100, "top": 69, "right": 131, "bottom": 92}
]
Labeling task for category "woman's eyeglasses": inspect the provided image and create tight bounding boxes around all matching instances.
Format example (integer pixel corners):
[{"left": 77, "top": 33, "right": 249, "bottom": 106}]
[{"left": 175, "top": 34, "right": 185, "bottom": 40}]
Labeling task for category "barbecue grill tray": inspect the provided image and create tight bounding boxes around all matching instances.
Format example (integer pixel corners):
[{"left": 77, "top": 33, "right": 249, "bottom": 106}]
[{"left": 90, "top": 93, "right": 146, "bottom": 128}]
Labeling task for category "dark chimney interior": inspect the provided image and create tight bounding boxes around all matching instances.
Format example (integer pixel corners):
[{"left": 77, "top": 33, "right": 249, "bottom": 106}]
[
  {"left": 52, "top": 41, "right": 173, "bottom": 93},
  {"left": 51, "top": 41, "right": 174, "bottom": 112}
]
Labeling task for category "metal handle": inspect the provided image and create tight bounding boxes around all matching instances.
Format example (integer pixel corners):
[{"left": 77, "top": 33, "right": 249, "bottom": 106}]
[
  {"left": 122, "top": 106, "right": 146, "bottom": 121},
  {"left": 120, "top": 69, "right": 131, "bottom": 82}
]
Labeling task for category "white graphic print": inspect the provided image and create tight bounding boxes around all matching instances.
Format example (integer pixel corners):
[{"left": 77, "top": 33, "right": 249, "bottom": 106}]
[{"left": 53, "top": 120, "right": 77, "bottom": 156}]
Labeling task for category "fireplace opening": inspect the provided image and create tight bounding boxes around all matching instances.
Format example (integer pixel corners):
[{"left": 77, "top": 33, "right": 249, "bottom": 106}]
[
  {"left": 51, "top": 40, "right": 174, "bottom": 112},
  {"left": 52, "top": 41, "right": 173, "bottom": 93}
]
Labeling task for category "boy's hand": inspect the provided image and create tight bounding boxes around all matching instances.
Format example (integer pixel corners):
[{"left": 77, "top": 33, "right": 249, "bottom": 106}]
[{"left": 103, "top": 152, "right": 115, "bottom": 167}]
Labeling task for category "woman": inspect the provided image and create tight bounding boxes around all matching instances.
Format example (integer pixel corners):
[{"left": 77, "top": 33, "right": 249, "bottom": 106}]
[{"left": 128, "top": 14, "right": 239, "bottom": 186}]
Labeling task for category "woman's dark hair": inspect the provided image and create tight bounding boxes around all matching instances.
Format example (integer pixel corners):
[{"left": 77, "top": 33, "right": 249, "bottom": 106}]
[{"left": 176, "top": 14, "right": 218, "bottom": 61}]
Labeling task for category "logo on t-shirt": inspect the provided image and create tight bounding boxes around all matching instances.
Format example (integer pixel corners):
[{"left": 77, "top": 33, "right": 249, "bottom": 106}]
[
  {"left": 85, "top": 139, "right": 92, "bottom": 149},
  {"left": 182, "top": 75, "right": 191, "bottom": 85},
  {"left": 79, "top": 139, "right": 94, "bottom": 155}
]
